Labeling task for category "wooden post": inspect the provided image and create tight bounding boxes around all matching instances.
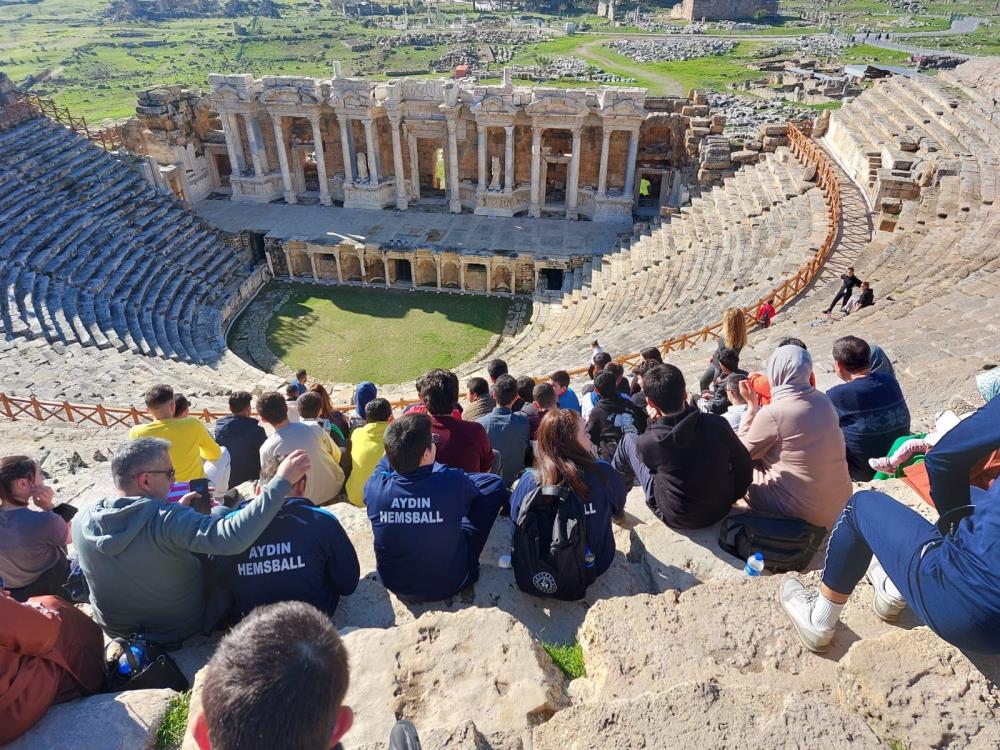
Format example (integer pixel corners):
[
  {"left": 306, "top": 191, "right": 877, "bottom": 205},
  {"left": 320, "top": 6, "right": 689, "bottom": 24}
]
[
  {"left": 30, "top": 396, "right": 42, "bottom": 421},
  {"left": 96, "top": 404, "right": 109, "bottom": 427},
  {"left": 63, "top": 401, "right": 74, "bottom": 422},
  {"left": 0, "top": 393, "right": 12, "bottom": 419}
]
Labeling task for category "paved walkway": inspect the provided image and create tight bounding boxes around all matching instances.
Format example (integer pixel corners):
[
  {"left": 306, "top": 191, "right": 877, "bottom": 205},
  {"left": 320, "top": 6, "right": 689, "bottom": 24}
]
[{"left": 194, "top": 198, "right": 633, "bottom": 259}]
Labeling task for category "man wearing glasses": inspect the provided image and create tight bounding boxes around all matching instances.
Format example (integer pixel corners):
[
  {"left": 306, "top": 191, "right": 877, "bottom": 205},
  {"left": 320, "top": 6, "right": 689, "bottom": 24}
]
[{"left": 73, "top": 438, "right": 310, "bottom": 647}]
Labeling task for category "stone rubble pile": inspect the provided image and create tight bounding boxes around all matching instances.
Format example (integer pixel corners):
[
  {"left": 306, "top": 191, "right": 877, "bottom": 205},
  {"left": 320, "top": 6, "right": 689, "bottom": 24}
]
[
  {"left": 537, "top": 57, "right": 636, "bottom": 84},
  {"left": 708, "top": 92, "right": 805, "bottom": 132},
  {"left": 376, "top": 27, "right": 543, "bottom": 52},
  {"left": 761, "top": 33, "right": 852, "bottom": 59},
  {"left": 606, "top": 38, "right": 737, "bottom": 63}
]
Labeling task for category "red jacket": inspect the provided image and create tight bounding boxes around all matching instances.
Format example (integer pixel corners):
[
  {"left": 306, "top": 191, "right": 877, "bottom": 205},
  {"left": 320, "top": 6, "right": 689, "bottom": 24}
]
[
  {"left": 430, "top": 414, "right": 494, "bottom": 474},
  {"left": 0, "top": 595, "right": 105, "bottom": 744}
]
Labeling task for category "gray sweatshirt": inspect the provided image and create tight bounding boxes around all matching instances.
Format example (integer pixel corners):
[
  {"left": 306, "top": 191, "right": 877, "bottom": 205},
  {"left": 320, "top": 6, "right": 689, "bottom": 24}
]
[{"left": 72, "top": 477, "right": 291, "bottom": 644}]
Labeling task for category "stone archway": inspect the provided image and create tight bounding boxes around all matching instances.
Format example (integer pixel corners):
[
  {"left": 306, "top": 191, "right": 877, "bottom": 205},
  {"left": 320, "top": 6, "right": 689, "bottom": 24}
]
[
  {"left": 465, "top": 263, "right": 487, "bottom": 292},
  {"left": 493, "top": 264, "right": 512, "bottom": 293},
  {"left": 441, "top": 261, "right": 460, "bottom": 289},
  {"left": 415, "top": 258, "right": 437, "bottom": 288},
  {"left": 289, "top": 249, "right": 311, "bottom": 277},
  {"left": 315, "top": 253, "right": 338, "bottom": 280},
  {"left": 365, "top": 255, "right": 385, "bottom": 284},
  {"left": 340, "top": 251, "right": 363, "bottom": 281}
]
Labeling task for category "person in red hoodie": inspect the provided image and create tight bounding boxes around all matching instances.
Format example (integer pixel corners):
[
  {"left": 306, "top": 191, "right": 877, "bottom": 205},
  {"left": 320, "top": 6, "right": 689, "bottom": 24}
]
[
  {"left": 0, "top": 591, "right": 105, "bottom": 744},
  {"left": 418, "top": 369, "right": 496, "bottom": 474},
  {"left": 756, "top": 299, "right": 776, "bottom": 328}
]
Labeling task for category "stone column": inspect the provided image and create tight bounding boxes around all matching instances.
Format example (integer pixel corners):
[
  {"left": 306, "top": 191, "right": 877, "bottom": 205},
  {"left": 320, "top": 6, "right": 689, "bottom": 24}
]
[
  {"left": 363, "top": 118, "right": 379, "bottom": 184},
  {"left": 529, "top": 126, "right": 542, "bottom": 218},
  {"left": 477, "top": 122, "right": 488, "bottom": 192},
  {"left": 270, "top": 114, "right": 297, "bottom": 204},
  {"left": 567, "top": 127, "right": 582, "bottom": 220},
  {"left": 459, "top": 262, "right": 465, "bottom": 291},
  {"left": 284, "top": 249, "right": 294, "bottom": 279},
  {"left": 243, "top": 114, "right": 267, "bottom": 178},
  {"left": 407, "top": 132, "right": 420, "bottom": 200},
  {"left": 309, "top": 252, "right": 319, "bottom": 281},
  {"left": 334, "top": 249, "right": 343, "bottom": 283},
  {"left": 310, "top": 115, "right": 332, "bottom": 206},
  {"left": 597, "top": 127, "right": 611, "bottom": 198},
  {"left": 436, "top": 259, "right": 442, "bottom": 290},
  {"left": 338, "top": 116, "right": 354, "bottom": 183},
  {"left": 446, "top": 115, "right": 461, "bottom": 213},
  {"left": 221, "top": 111, "right": 246, "bottom": 177},
  {"left": 388, "top": 116, "right": 408, "bottom": 210},
  {"left": 486, "top": 264, "right": 492, "bottom": 294},
  {"left": 504, "top": 125, "right": 514, "bottom": 192},
  {"left": 624, "top": 128, "right": 640, "bottom": 199},
  {"left": 383, "top": 256, "right": 390, "bottom": 287}
]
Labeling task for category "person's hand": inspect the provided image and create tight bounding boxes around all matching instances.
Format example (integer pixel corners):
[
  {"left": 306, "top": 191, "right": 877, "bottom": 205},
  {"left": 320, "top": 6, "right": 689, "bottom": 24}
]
[
  {"left": 30, "top": 483, "right": 55, "bottom": 510},
  {"left": 177, "top": 492, "right": 199, "bottom": 507},
  {"left": 276, "top": 450, "right": 310, "bottom": 485},
  {"left": 701, "top": 392, "right": 712, "bottom": 400},
  {"left": 646, "top": 402, "right": 662, "bottom": 421},
  {"left": 739, "top": 380, "right": 759, "bottom": 412}
]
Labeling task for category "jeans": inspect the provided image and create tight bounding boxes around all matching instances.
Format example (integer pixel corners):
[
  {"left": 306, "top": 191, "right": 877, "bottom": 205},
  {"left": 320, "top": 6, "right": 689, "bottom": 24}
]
[
  {"left": 462, "top": 472, "right": 508, "bottom": 578},
  {"left": 611, "top": 433, "right": 659, "bottom": 518},
  {"left": 822, "top": 489, "right": 1000, "bottom": 653}
]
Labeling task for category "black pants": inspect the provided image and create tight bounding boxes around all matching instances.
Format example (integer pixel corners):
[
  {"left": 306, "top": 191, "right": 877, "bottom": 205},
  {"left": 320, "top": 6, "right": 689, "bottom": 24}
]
[
  {"left": 825, "top": 287, "right": 853, "bottom": 313},
  {"left": 9, "top": 555, "right": 72, "bottom": 603}
]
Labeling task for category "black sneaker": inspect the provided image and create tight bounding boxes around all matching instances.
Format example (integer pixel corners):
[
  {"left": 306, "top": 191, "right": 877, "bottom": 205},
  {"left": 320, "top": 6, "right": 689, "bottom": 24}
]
[{"left": 388, "top": 720, "right": 421, "bottom": 750}]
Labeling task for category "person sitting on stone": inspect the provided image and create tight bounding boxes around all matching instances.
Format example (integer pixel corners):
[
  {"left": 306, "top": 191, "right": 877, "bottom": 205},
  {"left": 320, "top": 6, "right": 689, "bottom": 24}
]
[
  {"left": 549, "top": 370, "right": 582, "bottom": 414},
  {"left": 463, "top": 376, "right": 496, "bottom": 422},
  {"left": 630, "top": 347, "right": 663, "bottom": 396},
  {"left": 258, "top": 392, "right": 345, "bottom": 506},
  {"left": 511, "top": 409, "right": 626, "bottom": 580},
  {"left": 0, "top": 455, "right": 72, "bottom": 602},
  {"left": 349, "top": 381, "right": 378, "bottom": 432},
  {"left": 823, "top": 266, "right": 862, "bottom": 315},
  {"left": 297, "top": 391, "right": 353, "bottom": 484},
  {"left": 0, "top": 589, "right": 106, "bottom": 745},
  {"left": 345, "top": 398, "right": 393, "bottom": 508},
  {"left": 697, "top": 347, "right": 748, "bottom": 415},
  {"left": 174, "top": 393, "right": 191, "bottom": 418},
  {"left": 487, "top": 358, "right": 508, "bottom": 388},
  {"left": 512, "top": 376, "right": 535, "bottom": 414},
  {"left": 723, "top": 374, "right": 750, "bottom": 431},
  {"left": 844, "top": 281, "right": 874, "bottom": 314},
  {"left": 421, "top": 369, "right": 495, "bottom": 474},
  {"left": 586, "top": 370, "right": 647, "bottom": 463},
  {"left": 699, "top": 308, "right": 747, "bottom": 393},
  {"left": 477, "top": 374, "right": 530, "bottom": 488},
  {"left": 284, "top": 384, "right": 302, "bottom": 423},
  {"left": 737, "top": 345, "right": 852, "bottom": 531},
  {"left": 612, "top": 364, "right": 752, "bottom": 530},
  {"left": 756, "top": 298, "right": 776, "bottom": 328},
  {"left": 290, "top": 368, "right": 308, "bottom": 397},
  {"left": 309, "top": 383, "right": 351, "bottom": 442},
  {"left": 212, "top": 455, "right": 359, "bottom": 622},
  {"left": 73, "top": 439, "right": 310, "bottom": 645},
  {"left": 129, "top": 384, "right": 223, "bottom": 484},
  {"left": 214, "top": 391, "right": 267, "bottom": 490},
  {"left": 780, "top": 391, "right": 1000, "bottom": 656},
  {"left": 365, "top": 414, "right": 507, "bottom": 603},
  {"left": 519, "top": 382, "right": 558, "bottom": 440},
  {"left": 582, "top": 352, "right": 614, "bottom": 419},
  {"left": 746, "top": 337, "right": 815, "bottom": 408},
  {"left": 827, "top": 335, "right": 911, "bottom": 482}
]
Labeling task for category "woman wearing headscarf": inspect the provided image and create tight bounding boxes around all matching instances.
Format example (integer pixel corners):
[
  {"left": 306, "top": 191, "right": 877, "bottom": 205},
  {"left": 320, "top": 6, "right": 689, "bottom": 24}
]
[
  {"left": 737, "top": 345, "right": 852, "bottom": 530},
  {"left": 349, "top": 381, "right": 378, "bottom": 432}
]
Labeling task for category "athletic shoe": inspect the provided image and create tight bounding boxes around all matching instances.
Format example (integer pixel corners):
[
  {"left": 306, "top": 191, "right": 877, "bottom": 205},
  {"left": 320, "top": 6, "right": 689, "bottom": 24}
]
[
  {"left": 388, "top": 720, "right": 422, "bottom": 750},
  {"left": 866, "top": 559, "right": 907, "bottom": 622},
  {"left": 868, "top": 456, "right": 895, "bottom": 473},
  {"left": 779, "top": 578, "right": 835, "bottom": 654}
]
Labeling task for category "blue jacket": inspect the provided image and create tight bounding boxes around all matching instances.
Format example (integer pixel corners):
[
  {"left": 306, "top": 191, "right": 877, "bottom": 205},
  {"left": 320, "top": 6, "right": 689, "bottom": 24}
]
[
  {"left": 558, "top": 389, "right": 582, "bottom": 414},
  {"left": 477, "top": 407, "right": 530, "bottom": 487},
  {"left": 213, "top": 498, "right": 360, "bottom": 618},
  {"left": 827, "top": 373, "right": 911, "bottom": 481},
  {"left": 365, "top": 462, "right": 507, "bottom": 600},
  {"left": 509, "top": 462, "right": 626, "bottom": 577},
  {"left": 214, "top": 414, "right": 267, "bottom": 488}
]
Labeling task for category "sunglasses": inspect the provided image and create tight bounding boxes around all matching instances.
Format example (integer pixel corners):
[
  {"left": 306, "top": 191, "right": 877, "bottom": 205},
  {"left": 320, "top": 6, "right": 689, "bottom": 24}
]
[{"left": 139, "top": 468, "right": 177, "bottom": 480}]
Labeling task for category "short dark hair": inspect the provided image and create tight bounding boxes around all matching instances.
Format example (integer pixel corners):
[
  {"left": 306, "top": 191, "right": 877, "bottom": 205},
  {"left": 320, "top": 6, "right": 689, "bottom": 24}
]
[
  {"left": 493, "top": 374, "right": 518, "bottom": 407},
  {"left": 365, "top": 398, "right": 392, "bottom": 423},
  {"left": 533, "top": 382, "right": 557, "bottom": 409},
  {"left": 486, "top": 359, "right": 508, "bottom": 381},
  {"left": 833, "top": 335, "right": 871, "bottom": 373},
  {"left": 295, "top": 368, "right": 307, "bottom": 379},
  {"left": 229, "top": 391, "right": 252, "bottom": 414},
  {"left": 718, "top": 347, "right": 740, "bottom": 372},
  {"left": 467, "top": 377, "right": 489, "bottom": 398},
  {"left": 144, "top": 384, "right": 174, "bottom": 408},
  {"left": 640, "top": 347, "right": 663, "bottom": 363},
  {"left": 594, "top": 371, "right": 619, "bottom": 399},
  {"left": 285, "top": 384, "right": 300, "bottom": 400},
  {"left": 642, "top": 364, "right": 686, "bottom": 413},
  {"left": 384, "top": 414, "right": 432, "bottom": 474},
  {"left": 419, "top": 369, "right": 457, "bottom": 416},
  {"left": 200, "top": 602, "right": 349, "bottom": 750},
  {"left": 605, "top": 362, "right": 624, "bottom": 381},
  {"left": 549, "top": 370, "right": 570, "bottom": 388},
  {"left": 297, "top": 391, "right": 323, "bottom": 420},
  {"left": 256, "top": 392, "right": 288, "bottom": 425},
  {"left": 778, "top": 337, "right": 808, "bottom": 350},
  {"left": 593, "top": 352, "right": 612, "bottom": 369},
  {"left": 0, "top": 455, "right": 37, "bottom": 503},
  {"left": 173, "top": 394, "right": 190, "bottom": 415},
  {"left": 516, "top": 376, "right": 535, "bottom": 404}
]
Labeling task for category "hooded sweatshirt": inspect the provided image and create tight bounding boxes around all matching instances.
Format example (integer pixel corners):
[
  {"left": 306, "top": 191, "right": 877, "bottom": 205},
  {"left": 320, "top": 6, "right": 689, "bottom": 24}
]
[
  {"left": 636, "top": 405, "right": 753, "bottom": 530},
  {"left": 72, "top": 477, "right": 291, "bottom": 644}
]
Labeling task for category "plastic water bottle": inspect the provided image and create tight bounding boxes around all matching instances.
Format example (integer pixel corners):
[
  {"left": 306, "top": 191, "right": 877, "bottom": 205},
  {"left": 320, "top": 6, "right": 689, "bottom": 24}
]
[
  {"left": 744, "top": 551, "right": 765, "bottom": 577},
  {"left": 117, "top": 644, "right": 146, "bottom": 676},
  {"left": 498, "top": 553, "right": 512, "bottom": 569},
  {"left": 584, "top": 545, "right": 596, "bottom": 570}
]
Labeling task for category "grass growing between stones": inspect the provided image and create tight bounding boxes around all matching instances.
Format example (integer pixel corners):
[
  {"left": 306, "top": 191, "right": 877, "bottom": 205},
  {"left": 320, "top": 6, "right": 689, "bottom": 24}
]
[
  {"left": 542, "top": 640, "right": 587, "bottom": 680},
  {"left": 155, "top": 691, "right": 191, "bottom": 750},
  {"left": 266, "top": 284, "right": 512, "bottom": 385}
]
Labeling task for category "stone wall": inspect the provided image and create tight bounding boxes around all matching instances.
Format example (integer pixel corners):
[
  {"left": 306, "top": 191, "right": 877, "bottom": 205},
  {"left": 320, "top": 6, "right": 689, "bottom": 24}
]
[{"left": 680, "top": 0, "right": 778, "bottom": 20}]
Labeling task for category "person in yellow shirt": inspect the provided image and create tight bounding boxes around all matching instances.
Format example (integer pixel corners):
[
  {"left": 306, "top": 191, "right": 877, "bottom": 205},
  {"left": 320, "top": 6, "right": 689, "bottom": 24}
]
[
  {"left": 128, "top": 385, "right": 222, "bottom": 482},
  {"left": 345, "top": 398, "right": 393, "bottom": 507}
]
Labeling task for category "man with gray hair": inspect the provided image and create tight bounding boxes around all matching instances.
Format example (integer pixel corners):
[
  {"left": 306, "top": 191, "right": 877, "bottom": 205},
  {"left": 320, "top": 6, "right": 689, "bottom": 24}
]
[{"left": 73, "top": 438, "right": 310, "bottom": 646}]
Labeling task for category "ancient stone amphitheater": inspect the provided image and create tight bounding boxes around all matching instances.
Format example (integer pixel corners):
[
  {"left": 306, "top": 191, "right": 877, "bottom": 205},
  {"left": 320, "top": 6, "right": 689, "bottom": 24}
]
[{"left": 1, "top": 59, "right": 998, "bottom": 749}]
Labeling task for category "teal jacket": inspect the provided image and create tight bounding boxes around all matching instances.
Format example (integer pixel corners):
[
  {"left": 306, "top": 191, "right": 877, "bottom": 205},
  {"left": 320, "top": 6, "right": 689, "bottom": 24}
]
[{"left": 73, "top": 478, "right": 291, "bottom": 644}]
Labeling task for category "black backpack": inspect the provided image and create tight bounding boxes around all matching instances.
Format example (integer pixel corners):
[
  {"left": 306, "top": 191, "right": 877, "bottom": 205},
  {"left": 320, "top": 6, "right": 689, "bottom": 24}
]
[
  {"left": 718, "top": 513, "right": 828, "bottom": 573},
  {"left": 512, "top": 484, "right": 594, "bottom": 601}
]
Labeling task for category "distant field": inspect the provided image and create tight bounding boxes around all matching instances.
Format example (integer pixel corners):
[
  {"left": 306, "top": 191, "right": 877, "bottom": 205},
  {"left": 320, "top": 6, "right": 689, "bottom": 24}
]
[{"left": 265, "top": 284, "right": 512, "bottom": 384}]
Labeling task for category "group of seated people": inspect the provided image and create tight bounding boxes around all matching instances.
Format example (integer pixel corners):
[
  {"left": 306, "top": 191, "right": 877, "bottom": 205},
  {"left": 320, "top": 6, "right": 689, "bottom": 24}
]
[{"left": 2, "top": 336, "right": 998, "bottom": 744}]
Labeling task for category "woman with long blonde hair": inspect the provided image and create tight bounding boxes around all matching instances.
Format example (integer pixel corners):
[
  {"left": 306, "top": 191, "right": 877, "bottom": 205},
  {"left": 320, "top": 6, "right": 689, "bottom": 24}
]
[{"left": 699, "top": 307, "right": 749, "bottom": 393}]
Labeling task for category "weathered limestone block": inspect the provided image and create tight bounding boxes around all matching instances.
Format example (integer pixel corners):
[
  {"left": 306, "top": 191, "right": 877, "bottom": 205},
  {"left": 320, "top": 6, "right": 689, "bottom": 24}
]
[
  {"left": 881, "top": 146, "right": 916, "bottom": 172},
  {"left": 762, "top": 135, "right": 788, "bottom": 152},
  {"left": 681, "top": 104, "right": 710, "bottom": 118},
  {"left": 731, "top": 149, "right": 761, "bottom": 165},
  {"left": 760, "top": 123, "right": 789, "bottom": 138},
  {"left": 342, "top": 608, "right": 570, "bottom": 746},
  {"left": 533, "top": 682, "right": 882, "bottom": 750},
  {"left": 689, "top": 116, "right": 711, "bottom": 129},
  {"left": 837, "top": 627, "right": 1000, "bottom": 750},
  {"left": 897, "top": 133, "right": 919, "bottom": 152},
  {"left": 813, "top": 109, "right": 831, "bottom": 137}
]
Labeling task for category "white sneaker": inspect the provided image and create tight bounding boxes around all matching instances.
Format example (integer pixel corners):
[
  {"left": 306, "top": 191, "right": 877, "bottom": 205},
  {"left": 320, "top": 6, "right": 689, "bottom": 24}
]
[
  {"left": 779, "top": 578, "right": 835, "bottom": 653},
  {"left": 866, "top": 559, "right": 907, "bottom": 622}
]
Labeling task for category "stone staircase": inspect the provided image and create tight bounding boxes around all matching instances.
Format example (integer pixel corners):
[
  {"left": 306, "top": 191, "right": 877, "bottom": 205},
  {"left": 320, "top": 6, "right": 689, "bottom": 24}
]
[{"left": 0, "top": 116, "right": 280, "bottom": 401}]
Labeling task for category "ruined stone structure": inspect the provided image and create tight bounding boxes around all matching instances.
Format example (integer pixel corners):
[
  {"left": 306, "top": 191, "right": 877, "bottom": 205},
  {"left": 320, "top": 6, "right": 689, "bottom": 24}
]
[{"left": 673, "top": 0, "right": 778, "bottom": 21}]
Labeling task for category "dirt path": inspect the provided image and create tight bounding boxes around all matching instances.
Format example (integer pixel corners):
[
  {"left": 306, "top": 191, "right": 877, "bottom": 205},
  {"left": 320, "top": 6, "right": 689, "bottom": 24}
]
[{"left": 576, "top": 38, "right": 685, "bottom": 96}]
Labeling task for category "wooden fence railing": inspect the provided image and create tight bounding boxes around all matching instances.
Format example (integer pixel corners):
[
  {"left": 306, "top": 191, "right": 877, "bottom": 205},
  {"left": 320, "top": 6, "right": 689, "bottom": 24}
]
[
  {"left": 0, "top": 123, "right": 842, "bottom": 427},
  {"left": 0, "top": 91, "right": 124, "bottom": 151}
]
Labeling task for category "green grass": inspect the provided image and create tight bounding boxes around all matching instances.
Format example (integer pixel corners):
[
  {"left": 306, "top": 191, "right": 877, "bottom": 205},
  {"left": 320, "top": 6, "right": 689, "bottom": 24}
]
[
  {"left": 264, "top": 283, "right": 512, "bottom": 384},
  {"left": 887, "top": 740, "right": 909, "bottom": 750},
  {"left": 155, "top": 691, "right": 191, "bottom": 750},
  {"left": 541, "top": 640, "right": 586, "bottom": 680}
]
